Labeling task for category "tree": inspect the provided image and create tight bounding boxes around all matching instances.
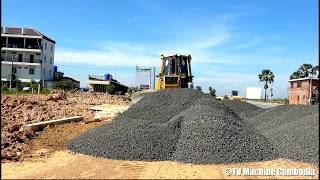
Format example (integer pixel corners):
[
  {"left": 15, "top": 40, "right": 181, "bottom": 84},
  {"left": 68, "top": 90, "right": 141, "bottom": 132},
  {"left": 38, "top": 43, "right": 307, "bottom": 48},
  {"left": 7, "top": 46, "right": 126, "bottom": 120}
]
[
  {"left": 290, "top": 64, "right": 319, "bottom": 80},
  {"left": 130, "top": 86, "right": 139, "bottom": 92},
  {"left": 106, "top": 84, "right": 116, "bottom": 94},
  {"left": 6, "top": 73, "right": 20, "bottom": 88},
  {"left": 209, "top": 89, "right": 216, "bottom": 97},
  {"left": 258, "top": 69, "right": 275, "bottom": 102},
  {"left": 289, "top": 71, "right": 303, "bottom": 80},
  {"left": 195, "top": 86, "right": 202, "bottom": 91},
  {"left": 30, "top": 79, "right": 40, "bottom": 91},
  {"left": 208, "top": 86, "right": 213, "bottom": 92},
  {"left": 52, "top": 80, "right": 76, "bottom": 91}
]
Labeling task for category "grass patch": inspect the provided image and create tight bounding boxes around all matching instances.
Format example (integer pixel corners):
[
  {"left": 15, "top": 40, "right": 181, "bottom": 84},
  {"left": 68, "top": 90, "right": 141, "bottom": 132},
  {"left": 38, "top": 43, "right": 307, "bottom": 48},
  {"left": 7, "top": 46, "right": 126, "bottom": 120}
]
[{"left": 1, "top": 88, "right": 51, "bottom": 95}]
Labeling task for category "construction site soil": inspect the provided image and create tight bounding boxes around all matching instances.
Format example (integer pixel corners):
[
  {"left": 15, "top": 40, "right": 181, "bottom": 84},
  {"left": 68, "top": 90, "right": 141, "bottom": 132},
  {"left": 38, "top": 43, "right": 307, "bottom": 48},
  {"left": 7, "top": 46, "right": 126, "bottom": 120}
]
[
  {"left": 1, "top": 91, "right": 130, "bottom": 161},
  {"left": 68, "top": 88, "right": 319, "bottom": 166}
]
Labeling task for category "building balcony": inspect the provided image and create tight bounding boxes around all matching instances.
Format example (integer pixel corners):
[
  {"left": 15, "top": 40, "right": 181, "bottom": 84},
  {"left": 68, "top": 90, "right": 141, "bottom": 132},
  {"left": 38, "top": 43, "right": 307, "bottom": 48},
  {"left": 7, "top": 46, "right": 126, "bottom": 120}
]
[
  {"left": 1, "top": 36, "right": 42, "bottom": 52},
  {"left": 1, "top": 46, "right": 42, "bottom": 53},
  {"left": 1, "top": 56, "right": 41, "bottom": 66}
]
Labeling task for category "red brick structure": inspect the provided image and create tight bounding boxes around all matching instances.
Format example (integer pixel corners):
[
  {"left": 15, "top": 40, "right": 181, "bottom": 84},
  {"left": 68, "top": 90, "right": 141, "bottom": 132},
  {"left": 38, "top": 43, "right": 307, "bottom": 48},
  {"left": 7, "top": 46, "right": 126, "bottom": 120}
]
[{"left": 288, "top": 77, "right": 319, "bottom": 105}]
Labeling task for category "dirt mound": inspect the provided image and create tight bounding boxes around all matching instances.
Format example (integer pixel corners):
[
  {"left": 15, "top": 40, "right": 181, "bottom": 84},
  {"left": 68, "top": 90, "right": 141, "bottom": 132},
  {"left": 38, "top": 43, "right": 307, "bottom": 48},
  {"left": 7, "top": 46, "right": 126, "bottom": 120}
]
[{"left": 1, "top": 92, "right": 130, "bottom": 161}]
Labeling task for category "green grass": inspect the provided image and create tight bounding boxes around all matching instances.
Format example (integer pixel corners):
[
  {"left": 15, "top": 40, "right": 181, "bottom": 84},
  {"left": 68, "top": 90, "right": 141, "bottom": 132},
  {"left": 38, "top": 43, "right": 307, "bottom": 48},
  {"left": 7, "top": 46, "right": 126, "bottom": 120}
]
[{"left": 1, "top": 88, "right": 51, "bottom": 95}]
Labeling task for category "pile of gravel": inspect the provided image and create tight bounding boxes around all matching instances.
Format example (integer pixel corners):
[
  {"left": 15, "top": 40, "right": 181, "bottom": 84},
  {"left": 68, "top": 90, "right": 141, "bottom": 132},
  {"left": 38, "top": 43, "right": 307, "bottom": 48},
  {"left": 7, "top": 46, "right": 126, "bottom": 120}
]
[
  {"left": 68, "top": 88, "right": 278, "bottom": 164},
  {"left": 67, "top": 88, "right": 318, "bottom": 165},
  {"left": 245, "top": 105, "right": 319, "bottom": 165}
]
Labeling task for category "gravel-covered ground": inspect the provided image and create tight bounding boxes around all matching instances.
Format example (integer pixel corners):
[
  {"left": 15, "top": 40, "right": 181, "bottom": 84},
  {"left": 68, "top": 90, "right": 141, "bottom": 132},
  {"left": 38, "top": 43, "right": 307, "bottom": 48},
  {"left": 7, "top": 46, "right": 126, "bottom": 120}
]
[
  {"left": 68, "top": 88, "right": 319, "bottom": 165},
  {"left": 245, "top": 104, "right": 319, "bottom": 165}
]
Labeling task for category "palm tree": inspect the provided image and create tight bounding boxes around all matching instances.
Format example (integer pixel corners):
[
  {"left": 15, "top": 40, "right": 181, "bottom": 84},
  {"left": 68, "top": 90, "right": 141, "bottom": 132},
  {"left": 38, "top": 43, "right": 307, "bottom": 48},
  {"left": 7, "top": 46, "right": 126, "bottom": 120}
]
[
  {"left": 258, "top": 69, "right": 275, "bottom": 102},
  {"left": 208, "top": 86, "right": 213, "bottom": 92},
  {"left": 289, "top": 71, "right": 303, "bottom": 80},
  {"left": 297, "top": 64, "right": 318, "bottom": 78}
]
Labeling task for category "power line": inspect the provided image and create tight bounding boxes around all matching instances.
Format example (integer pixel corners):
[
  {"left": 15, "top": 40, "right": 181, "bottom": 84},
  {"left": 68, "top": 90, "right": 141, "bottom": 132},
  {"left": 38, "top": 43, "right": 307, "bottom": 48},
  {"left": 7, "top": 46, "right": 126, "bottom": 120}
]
[{"left": 55, "top": 64, "right": 136, "bottom": 71}]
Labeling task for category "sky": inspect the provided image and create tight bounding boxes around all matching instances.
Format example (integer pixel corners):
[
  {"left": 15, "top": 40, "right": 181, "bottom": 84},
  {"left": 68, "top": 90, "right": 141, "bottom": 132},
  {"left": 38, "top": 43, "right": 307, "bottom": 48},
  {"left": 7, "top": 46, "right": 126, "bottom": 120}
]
[{"left": 2, "top": 0, "right": 319, "bottom": 98}]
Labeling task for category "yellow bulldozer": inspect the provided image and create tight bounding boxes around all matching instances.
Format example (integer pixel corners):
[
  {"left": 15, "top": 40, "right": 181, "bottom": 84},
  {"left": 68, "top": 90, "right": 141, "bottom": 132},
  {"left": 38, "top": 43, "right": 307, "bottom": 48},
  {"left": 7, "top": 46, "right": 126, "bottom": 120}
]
[
  {"left": 131, "top": 54, "right": 194, "bottom": 104},
  {"left": 229, "top": 90, "right": 242, "bottom": 100}
]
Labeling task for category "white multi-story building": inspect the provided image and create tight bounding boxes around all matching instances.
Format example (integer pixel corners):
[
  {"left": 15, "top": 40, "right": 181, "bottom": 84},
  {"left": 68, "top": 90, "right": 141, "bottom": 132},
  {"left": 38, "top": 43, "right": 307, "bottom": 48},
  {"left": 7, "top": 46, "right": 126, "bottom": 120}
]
[{"left": 1, "top": 26, "right": 56, "bottom": 83}]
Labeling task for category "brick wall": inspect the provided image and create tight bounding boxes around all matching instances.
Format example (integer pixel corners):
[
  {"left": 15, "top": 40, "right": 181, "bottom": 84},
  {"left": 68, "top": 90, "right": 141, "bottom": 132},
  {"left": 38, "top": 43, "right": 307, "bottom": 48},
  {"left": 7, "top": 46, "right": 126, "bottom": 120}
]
[{"left": 289, "top": 79, "right": 319, "bottom": 105}]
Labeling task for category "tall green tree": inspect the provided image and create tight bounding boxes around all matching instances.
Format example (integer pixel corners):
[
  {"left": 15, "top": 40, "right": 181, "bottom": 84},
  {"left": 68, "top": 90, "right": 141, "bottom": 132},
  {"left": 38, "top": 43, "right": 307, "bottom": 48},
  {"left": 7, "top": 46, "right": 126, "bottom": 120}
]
[
  {"left": 289, "top": 71, "right": 304, "bottom": 80},
  {"left": 290, "top": 64, "right": 319, "bottom": 80},
  {"left": 208, "top": 86, "right": 213, "bottom": 92},
  {"left": 258, "top": 69, "right": 275, "bottom": 102}
]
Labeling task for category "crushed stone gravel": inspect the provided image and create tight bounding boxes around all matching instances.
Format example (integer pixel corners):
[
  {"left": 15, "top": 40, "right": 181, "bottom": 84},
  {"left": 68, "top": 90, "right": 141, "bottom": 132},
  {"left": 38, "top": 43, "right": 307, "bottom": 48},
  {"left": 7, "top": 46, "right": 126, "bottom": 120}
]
[
  {"left": 68, "top": 89, "right": 280, "bottom": 164},
  {"left": 68, "top": 88, "right": 319, "bottom": 165},
  {"left": 245, "top": 105, "right": 319, "bottom": 165}
]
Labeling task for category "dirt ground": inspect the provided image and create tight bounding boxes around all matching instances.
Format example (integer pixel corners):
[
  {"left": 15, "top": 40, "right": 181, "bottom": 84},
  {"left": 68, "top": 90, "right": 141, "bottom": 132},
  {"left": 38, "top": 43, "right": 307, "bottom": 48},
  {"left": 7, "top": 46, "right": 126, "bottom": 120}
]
[
  {"left": 2, "top": 150, "right": 318, "bottom": 179},
  {"left": 1, "top": 91, "right": 130, "bottom": 161},
  {"left": 1, "top": 115, "right": 318, "bottom": 179}
]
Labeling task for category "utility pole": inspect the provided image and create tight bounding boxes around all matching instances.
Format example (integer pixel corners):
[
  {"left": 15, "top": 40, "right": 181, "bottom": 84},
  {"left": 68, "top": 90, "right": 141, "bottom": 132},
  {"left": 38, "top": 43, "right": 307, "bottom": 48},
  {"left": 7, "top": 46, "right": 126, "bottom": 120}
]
[
  {"left": 149, "top": 68, "right": 151, "bottom": 90},
  {"left": 309, "top": 75, "right": 313, "bottom": 105},
  {"left": 153, "top": 67, "right": 156, "bottom": 89},
  {"left": 9, "top": 54, "right": 13, "bottom": 91}
]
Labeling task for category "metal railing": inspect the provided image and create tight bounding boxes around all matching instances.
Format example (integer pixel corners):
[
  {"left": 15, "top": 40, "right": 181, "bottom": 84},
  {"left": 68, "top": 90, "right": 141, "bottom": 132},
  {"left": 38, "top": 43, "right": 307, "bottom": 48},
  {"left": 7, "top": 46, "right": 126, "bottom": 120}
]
[
  {"left": 1, "top": 56, "right": 41, "bottom": 63},
  {"left": 3, "top": 44, "right": 41, "bottom": 49},
  {"left": 89, "top": 75, "right": 105, "bottom": 80}
]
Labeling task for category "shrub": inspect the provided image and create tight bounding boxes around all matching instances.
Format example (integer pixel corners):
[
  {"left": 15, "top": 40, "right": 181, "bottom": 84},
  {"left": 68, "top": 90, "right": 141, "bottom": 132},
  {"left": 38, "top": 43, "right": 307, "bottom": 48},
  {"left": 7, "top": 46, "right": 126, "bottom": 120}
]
[
  {"left": 52, "top": 80, "right": 76, "bottom": 91},
  {"left": 209, "top": 89, "right": 216, "bottom": 97},
  {"left": 106, "top": 84, "right": 116, "bottom": 94}
]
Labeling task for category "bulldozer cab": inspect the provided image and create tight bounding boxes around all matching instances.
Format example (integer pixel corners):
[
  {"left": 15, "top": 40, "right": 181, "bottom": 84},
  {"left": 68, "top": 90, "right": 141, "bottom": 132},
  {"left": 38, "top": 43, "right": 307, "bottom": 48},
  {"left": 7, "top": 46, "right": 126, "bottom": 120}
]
[
  {"left": 231, "top": 90, "right": 239, "bottom": 96},
  {"left": 163, "top": 56, "right": 189, "bottom": 76},
  {"left": 157, "top": 54, "right": 193, "bottom": 89}
]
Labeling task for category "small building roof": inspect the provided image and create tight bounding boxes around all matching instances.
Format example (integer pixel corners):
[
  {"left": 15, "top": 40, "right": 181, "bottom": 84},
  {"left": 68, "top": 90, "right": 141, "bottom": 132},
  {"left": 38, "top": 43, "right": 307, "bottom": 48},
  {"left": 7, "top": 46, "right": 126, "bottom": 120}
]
[
  {"left": 1, "top": 26, "right": 56, "bottom": 44},
  {"left": 288, "top": 77, "right": 319, "bottom": 82}
]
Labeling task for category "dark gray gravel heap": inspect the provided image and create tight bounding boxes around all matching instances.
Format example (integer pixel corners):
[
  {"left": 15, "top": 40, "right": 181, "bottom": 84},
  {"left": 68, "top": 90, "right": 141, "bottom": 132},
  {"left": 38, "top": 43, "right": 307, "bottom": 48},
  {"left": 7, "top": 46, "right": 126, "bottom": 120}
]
[
  {"left": 67, "top": 88, "right": 318, "bottom": 165},
  {"left": 245, "top": 105, "right": 319, "bottom": 165},
  {"left": 68, "top": 89, "right": 278, "bottom": 164},
  {"left": 221, "top": 100, "right": 266, "bottom": 119}
]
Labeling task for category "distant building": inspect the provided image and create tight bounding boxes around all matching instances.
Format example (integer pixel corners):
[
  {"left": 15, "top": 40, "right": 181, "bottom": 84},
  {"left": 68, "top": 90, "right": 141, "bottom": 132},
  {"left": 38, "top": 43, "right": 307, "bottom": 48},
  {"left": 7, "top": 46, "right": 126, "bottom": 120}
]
[
  {"left": 246, "top": 87, "right": 262, "bottom": 100},
  {"left": 288, "top": 77, "right": 319, "bottom": 105},
  {"left": 1, "top": 26, "right": 56, "bottom": 84},
  {"left": 87, "top": 75, "right": 128, "bottom": 94}
]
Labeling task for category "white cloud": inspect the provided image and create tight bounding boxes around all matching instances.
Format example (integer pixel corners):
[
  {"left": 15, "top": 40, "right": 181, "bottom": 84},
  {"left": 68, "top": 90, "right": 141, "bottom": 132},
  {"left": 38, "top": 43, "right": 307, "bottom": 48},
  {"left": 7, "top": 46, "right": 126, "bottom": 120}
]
[
  {"left": 55, "top": 49, "right": 159, "bottom": 67},
  {"left": 53, "top": 11, "right": 294, "bottom": 97}
]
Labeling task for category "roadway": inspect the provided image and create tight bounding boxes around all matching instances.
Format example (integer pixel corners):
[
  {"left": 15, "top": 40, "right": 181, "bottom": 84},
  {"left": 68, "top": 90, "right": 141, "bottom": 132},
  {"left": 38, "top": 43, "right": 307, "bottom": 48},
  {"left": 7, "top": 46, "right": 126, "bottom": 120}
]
[{"left": 245, "top": 100, "right": 283, "bottom": 109}]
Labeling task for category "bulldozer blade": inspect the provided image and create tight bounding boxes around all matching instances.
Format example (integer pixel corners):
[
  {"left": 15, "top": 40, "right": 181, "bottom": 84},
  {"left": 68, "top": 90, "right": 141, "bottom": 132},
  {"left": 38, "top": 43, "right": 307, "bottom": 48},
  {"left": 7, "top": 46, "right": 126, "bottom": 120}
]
[{"left": 130, "top": 90, "right": 158, "bottom": 105}]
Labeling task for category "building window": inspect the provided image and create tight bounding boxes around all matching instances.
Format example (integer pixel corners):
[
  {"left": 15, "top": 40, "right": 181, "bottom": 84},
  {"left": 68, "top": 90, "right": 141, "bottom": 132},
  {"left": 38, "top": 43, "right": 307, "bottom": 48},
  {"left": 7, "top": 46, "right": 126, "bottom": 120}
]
[
  {"left": 290, "top": 82, "right": 294, "bottom": 88},
  {"left": 43, "top": 68, "right": 46, "bottom": 76},
  {"left": 303, "top": 95, "right": 305, "bottom": 99},
  {"left": 50, "top": 57, "right": 53, "bottom": 64},
  {"left": 12, "top": 67, "right": 17, "bottom": 73},
  {"left": 44, "top": 56, "right": 46, "bottom": 63},
  {"left": 51, "top": 45, "right": 53, "bottom": 52},
  {"left": 297, "top": 81, "right": 302, "bottom": 87},
  {"left": 29, "top": 68, "right": 35, "bottom": 75},
  {"left": 49, "top": 69, "right": 52, "bottom": 76},
  {"left": 45, "top": 42, "right": 47, "bottom": 49}
]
